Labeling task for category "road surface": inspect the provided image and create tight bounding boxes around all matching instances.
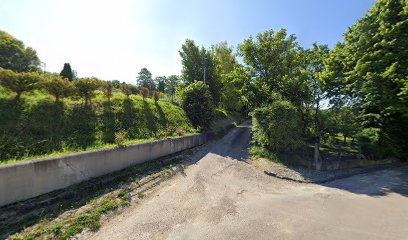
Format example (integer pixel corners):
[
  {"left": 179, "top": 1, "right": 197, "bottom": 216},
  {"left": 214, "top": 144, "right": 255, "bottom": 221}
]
[{"left": 86, "top": 122, "right": 408, "bottom": 240}]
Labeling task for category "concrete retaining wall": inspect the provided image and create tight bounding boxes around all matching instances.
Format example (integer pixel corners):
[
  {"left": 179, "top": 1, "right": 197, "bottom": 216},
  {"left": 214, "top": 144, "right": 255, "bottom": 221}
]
[{"left": 0, "top": 134, "right": 208, "bottom": 207}]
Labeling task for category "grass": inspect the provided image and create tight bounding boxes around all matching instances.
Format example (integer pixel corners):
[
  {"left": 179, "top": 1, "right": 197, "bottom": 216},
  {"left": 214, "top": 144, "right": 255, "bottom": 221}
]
[{"left": 0, "top": 87, "right": 195, "bottom": 165}]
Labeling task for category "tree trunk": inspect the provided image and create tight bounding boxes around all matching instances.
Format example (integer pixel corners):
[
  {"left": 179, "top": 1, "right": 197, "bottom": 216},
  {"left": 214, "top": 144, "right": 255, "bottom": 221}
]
[
  {"left": 343, "top": 135, "right": 347, "bottom": 144},
  {"left": 15, "top": 92, "right": 21, "bottom": 101},
  {"left": 314, "top": 98, "right": 322, "bottom": 170}
]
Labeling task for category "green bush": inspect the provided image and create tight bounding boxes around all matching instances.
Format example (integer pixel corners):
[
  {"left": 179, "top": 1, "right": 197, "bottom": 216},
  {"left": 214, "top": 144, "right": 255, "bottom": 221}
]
[
  {"left": 356, "top": 128, "right": 394, "bottom": 160},
  {"left": 181, "top": 81, "right": 214, "bottom": 128},
  {"left": 252, "top": 99, "right": 303, "bottom": 152}
]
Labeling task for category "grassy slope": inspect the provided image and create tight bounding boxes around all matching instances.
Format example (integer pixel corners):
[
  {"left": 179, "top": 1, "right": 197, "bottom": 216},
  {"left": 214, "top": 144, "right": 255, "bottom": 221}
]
[{"left": 0, "top": 87, "right": 194, "bottom": 164}]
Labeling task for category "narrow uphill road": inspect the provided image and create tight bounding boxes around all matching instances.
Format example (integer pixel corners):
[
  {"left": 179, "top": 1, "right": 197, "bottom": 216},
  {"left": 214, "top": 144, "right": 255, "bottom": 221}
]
[{"left": 86, "top": 122, "right": 408, "bottom": 240}]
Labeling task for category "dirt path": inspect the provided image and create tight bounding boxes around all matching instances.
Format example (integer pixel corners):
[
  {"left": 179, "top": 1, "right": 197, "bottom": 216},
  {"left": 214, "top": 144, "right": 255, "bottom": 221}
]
[{"left": 85, "top": 122, "right": 408, "bottom": 240}]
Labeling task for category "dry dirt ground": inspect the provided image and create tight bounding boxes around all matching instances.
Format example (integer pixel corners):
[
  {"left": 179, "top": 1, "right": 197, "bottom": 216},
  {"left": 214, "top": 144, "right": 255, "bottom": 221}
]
[{"left": 83, "top": 122, "right": 408, "bottom": 240}]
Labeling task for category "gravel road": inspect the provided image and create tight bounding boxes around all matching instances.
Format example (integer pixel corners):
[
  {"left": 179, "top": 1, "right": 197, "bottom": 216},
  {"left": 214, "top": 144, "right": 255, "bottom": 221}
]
[{"left": 85, "top": 122, "right": 408, "bottom": 240}]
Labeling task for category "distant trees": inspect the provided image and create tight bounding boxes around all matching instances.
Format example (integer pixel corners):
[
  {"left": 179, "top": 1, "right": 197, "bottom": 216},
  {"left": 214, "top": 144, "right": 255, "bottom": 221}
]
[
  {"left": 137, "top": 68, "right": 156, "bottom": 90},
  {"left": 60, "top": 63, "right": 75, "bottom": 81},
  {"left": 0, "top": 30, "right": 41, "bottom": 72},
  {"left": 155, "top": 76, "right": 166, "bottom": 92},
  {"left": 0, "top": 68, "right": 43, "bottom": 100}
]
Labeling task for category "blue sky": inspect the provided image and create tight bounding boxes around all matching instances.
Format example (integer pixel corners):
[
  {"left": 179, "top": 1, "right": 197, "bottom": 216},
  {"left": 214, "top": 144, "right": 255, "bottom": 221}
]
[{"left": 0, "top": 0, "right": 376, "bottom": 84}]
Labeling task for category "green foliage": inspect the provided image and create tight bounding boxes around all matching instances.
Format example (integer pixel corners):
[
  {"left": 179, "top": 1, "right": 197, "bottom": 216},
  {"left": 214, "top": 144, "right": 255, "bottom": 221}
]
[
  {"left": 60, "top": 63, "right": 75, "bottom": 81},
  {"left": 252, "top": 99, "right": 303, "bottom": 152},
  {"left": 180, "top": 39, "right": 221, "bottom": 104},
  {"left": 43, "top": 74, "right": 75, "bottom": 102},
  {"left": 120, "top": 83, "right": 132, "bottom": 98},
  {"left": 0, "top": 90, "right": 193, "bottom": 162},
  {"left": 356, "top": 128, "right": 390, "bottom": 160},
  {"left": 102, "top": 81, "right": 113, "bottom": 102},
  {"left": 238, "top": 29, "right": 305, "bottom": 107},
  {"left": 74, "top": 78, "right": 100, "bottom": 105},
  {"left": 325, "top": 0, "right": 408, "bottom": 159},
  {"left": 0, "top": 68, "right": 43, "bottom": 100},
  {"left": 137, "top": 67, "right": 155, "bottom": 90},
  {"left": 114, "top": 130, "right": 128, "bottom": 147},
  {"left": 155, "top": 76, "right": 166, "bottom": 92},
  {"left": 181, "top": 81, "right": 214, "bottom": 128},
  {"left": 0, "top": 30, "right": 40, "bottom": 72},
  {"left": 140, "top": 87, "right": 149, "bottom": 101}
]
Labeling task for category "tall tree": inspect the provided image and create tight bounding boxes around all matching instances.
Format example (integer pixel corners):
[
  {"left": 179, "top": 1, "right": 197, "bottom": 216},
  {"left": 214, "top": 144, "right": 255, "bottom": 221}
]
[
  {"left": 155, "top": 76, "right": 167, "bottom": 92},
  {"left": 137, "top": 68, "right": 155, "bottom": 90},
  {"left": 238, "top": 29, "right": 304, "bottom": 107},
  {"left": 0, "top": 30, "right": 40, "bottom": 72},
  {"left": 179, "top": 39, "right": 221, "bottom": 104},
  {"left": 326, "top": 0, "right": 408, "bottom": 159},
  {"left": 60, "top": 63, "right": 75, "bottom": 81}
]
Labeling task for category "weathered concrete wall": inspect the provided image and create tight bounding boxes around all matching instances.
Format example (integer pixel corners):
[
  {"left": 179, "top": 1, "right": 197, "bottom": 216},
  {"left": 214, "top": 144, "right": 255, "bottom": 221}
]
[{"left": 0, "top": 134, "right": 208, "bottom": 207}]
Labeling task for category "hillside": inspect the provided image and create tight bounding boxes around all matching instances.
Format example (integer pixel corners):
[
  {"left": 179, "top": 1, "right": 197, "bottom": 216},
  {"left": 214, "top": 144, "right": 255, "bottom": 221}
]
[{"left": 0, "top": 87, "right": 194, "bottom": 163}]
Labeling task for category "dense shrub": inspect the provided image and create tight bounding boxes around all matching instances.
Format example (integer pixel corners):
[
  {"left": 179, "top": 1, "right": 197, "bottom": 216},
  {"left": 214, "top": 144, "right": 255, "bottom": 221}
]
[
  {"left": 181, "top": 81, "right": 214, "bottom": 128},
  {"left": 356, "top": 128, "right": 394, "bottom": 160},
  {"left": 252, "top": 99, "right": 303, "bottom": 152}
]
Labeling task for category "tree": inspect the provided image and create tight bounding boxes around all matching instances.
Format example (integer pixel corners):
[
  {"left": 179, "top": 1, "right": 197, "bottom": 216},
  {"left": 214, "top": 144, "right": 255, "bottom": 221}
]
[
  {"left": 302, "top": 43, "right": 330, "bottom": 162},
  {"left": 0, "top": 68, "right": 43, "bottom": 100},
  {"left": 60, "top": 63, "right": 75, "bottom": 81},
  {"left": 102, "top": 81, "right": 114, "bottom": 102},
  {"left": 111, "top": 80, "right": 121, "bottom": 89},
  {"left": 0, "top": 30, "right": 41, "bottom": 72},
  {"left": 153, "top": 91, "right": 160, "bottom": 103},
  {"left": 165, "top": 75, "right": 180, "bottom": 103},
  {"left": 140, "top": 87, "right": 149, "bottom": 101},
  {"left": 214, "top": 41, "right": 238, "bottom": 75},
  {"left": 326, "top": 0, "right": 408, "bottom": 159},
  {"left": 180, "top": 81, "right": 214, "bottom": 128},
  {"left": 238, "top": 29, "right": 304, "bottom": 106},
  {"left": 74, "top": 78, "right": 100, "bottom": 105},
  {"left": 179, "top": 39, "right": 221, "bottom": 104},
  {"left": 120, "top": 82, "right": 132, "bottom": 98},
  {"left": 155, "top": 76, "right": 166, "bottom": 92},
  {"left": 137, "top": 68, "right": 155, "bottom": 90},
  {"left": 43, "top": 74, "right": 75, "bottom": 102}
]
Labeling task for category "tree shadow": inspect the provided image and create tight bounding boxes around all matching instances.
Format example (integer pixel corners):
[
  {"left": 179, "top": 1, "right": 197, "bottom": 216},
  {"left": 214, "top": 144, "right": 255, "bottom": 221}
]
[
  {"left": 118, "top": 98, "right": 138, "bottom": 138},
  {"left": 101, "top": 102, "right": 116, "bottom": 143},
  {"left": 0, "top": 98, "right": 25, "bottom": 161},
  {"left": 142, "top": 101, "right": 158, "bottom": 136},
  {"left": 65, "top": 105, "right": 97, "bottom": 149},
  {"left": 155, "top": 102, "right": 168, "bottom": 127},
  {"left": 0, "top": 99, "right": 67, "bottom": 160}
]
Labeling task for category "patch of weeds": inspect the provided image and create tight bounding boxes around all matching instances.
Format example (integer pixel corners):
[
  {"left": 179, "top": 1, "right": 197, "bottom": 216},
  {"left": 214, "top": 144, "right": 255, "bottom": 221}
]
[
  {"left": 51, "top": 224, "right": 64, "bottom": 236},
  {"left": 97, "top": 199, "right": 119, "bottom": 215},
  {"left": 137, "top": 192, "right": 145, "bottom": 199}
]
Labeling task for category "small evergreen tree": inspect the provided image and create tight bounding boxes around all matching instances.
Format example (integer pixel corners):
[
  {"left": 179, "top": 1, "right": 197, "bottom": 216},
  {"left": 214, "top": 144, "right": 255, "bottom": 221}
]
[{"left": 60, "top": 63, "right": 74, "bottom": 81}]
